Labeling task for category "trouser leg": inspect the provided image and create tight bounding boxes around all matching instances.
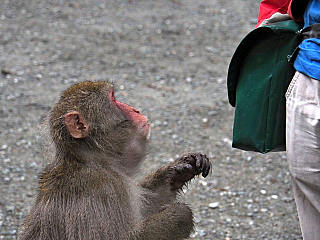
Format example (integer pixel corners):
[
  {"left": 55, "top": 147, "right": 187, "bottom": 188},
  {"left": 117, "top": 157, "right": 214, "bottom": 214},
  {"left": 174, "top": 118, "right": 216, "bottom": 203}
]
[{"left": 286, "top": 71, "right": 320, "bottom": 240}]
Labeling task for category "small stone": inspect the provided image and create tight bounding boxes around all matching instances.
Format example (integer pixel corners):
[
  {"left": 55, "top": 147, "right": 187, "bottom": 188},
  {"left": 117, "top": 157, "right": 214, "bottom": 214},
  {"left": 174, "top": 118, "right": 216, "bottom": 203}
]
[
  {"left": 200, "top": 180, "right": 208, "bottom": 186},
  {"left": 29, "top": 162, "right": 38, "bottom": 168},
  {"left": 1, "top": 67, "right": 13, "bottom": 75},
  {"left": 7, "top": 230, "right": 17, "bottom": 235},
  {"left": 261, "top": 208, "right": 268, "bottom": 212},
  {"left": 247, "top": 212, "right": 254, "bottom": 217},
  {"left": 282, "top": 197, "right": 293, "bottom": 202},
  {"left": 208, "top": 202, "right": 219, "bottom": 209},
  {"left": 202, "top": 118, "right": 208, "bottom": 123},
  {"left": 186, "top": 77, "right": 192, "bottom": 82},
  {"left": 3, "top": 177, "right": 10, "bottom": 182},
  {"left": 198, "top": 194, "right": 207, "bottom": 200},
  {"left": 198, "top": 230, "right": 206, "bottom": 236},
  {"left": 1, "top": 144, "right": 8, "bottom": 150},
  {"left": 260, "top": 189, "right": 267, "bottom": 195}
]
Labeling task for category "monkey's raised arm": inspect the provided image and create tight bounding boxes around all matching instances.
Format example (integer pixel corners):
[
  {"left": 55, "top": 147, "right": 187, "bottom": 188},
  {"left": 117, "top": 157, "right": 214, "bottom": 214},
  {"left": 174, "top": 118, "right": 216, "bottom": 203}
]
[
  {"left": 139, "top": 152, "right": 211, "bottom": 214},
  {"left": 141, "top": 152, "right": 211, "bottom": 191}
]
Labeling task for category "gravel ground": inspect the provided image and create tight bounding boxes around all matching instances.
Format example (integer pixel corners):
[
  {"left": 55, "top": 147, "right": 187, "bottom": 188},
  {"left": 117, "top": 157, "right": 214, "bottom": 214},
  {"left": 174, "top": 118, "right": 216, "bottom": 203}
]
[{"left": 0, "top": 0, "right": 302, "bottom": 239}]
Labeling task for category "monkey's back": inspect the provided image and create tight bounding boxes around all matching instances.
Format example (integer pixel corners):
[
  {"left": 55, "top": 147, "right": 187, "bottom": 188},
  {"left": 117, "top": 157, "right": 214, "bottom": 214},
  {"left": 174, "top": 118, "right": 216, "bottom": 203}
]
[{"left": 18, "top": 161, "right": 141, "bottom": 240}]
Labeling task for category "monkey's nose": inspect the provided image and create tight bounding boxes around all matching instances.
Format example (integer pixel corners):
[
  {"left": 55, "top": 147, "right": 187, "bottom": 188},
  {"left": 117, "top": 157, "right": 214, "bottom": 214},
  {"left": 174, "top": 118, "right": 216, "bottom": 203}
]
[{"left": 132, "top": 108, "right": 140, "bottom": 114}]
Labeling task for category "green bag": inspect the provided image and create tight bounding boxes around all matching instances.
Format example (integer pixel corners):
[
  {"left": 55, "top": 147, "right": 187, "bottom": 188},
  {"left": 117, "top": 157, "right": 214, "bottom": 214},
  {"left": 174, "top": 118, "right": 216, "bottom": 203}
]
[{"left": 227, "top": 20, "right": 303, "bottom": 153}]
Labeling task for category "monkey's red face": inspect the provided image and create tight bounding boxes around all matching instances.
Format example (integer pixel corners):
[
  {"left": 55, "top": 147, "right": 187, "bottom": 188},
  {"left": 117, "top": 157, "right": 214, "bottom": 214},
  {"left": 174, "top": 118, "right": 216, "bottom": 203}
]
[{"left": 109, "top": 89, "right": 150, "bottom": 138}]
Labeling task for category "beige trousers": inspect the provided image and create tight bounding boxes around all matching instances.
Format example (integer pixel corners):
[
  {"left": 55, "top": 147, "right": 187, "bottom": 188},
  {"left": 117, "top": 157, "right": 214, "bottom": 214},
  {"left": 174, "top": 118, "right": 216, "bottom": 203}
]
[{"left": 286, "top": 71, "right": 320, "bottom": 240}]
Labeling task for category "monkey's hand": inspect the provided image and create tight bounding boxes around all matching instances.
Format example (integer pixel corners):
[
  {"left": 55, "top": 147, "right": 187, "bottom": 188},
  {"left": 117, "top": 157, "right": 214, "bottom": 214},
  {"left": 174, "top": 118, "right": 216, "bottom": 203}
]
[
  {"left": 139, "top": 153, "right": 210, "bottom": 217},
  {"left": 168, "top": 152, "right": 211, "bottom": 190}
]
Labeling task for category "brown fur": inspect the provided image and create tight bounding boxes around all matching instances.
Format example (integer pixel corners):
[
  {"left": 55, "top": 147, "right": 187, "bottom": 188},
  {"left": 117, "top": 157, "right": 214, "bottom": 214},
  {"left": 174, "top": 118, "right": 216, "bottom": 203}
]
[{"left": 17, "top": 81, "right": 211, "bottom": 240}]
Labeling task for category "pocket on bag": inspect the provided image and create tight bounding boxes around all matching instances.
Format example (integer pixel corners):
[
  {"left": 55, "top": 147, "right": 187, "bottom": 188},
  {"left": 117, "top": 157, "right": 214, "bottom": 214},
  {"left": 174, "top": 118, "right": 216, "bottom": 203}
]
[{"left": 285, "top": 71, "right": 300, "bottom": 100}]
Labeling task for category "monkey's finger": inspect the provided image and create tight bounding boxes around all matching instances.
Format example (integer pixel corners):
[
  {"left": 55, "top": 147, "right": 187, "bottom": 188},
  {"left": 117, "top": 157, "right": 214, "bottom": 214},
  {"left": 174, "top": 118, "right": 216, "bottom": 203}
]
[
  {"left": 194, "top": 153, "right": 209, "bottom": 174},
  {"left": 195, "top": 153, "right": 202, "bottom": 169},
  {"left": 195, "top": 153, "right": 210, "bottom": 178},
  {"left": 201, "top": 158, "right": 211, "bottom": 178},
  {"left": 202, "top": 165, "right": 210, "bottom": 178}
]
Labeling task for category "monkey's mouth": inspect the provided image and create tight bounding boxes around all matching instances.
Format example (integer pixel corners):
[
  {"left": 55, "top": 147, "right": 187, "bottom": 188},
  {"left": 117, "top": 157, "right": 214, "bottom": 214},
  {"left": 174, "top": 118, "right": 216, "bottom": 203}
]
[
  {"left": 141, "top": 122, "right": 150, "bottom": 132},
  {"left": 142, "top": 122, "right": 150, "bottom": 128},
  {"left": 137, "top": 120, "right": 150, "bottom": 139}
]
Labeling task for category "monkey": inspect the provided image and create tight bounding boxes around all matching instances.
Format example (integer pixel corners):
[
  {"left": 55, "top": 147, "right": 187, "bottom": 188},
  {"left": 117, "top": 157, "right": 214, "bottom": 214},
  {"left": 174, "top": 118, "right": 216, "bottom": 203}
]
[{"left": 17, "top": 81, "right": 211, "bottom": 240}]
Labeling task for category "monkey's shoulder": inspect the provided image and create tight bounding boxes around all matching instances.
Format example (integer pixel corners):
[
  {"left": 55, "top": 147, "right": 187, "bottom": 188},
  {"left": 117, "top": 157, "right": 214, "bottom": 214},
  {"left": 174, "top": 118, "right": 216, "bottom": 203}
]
[{"left": 38, "top": 161, "right": 130, "bottom": 199}]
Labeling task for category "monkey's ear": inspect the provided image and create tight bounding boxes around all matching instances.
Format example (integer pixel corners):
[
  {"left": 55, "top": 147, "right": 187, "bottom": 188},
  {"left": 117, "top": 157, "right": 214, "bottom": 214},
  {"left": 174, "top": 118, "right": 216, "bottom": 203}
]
[{"left": 64, "top": 111, "right": 89, "bottom": 138}]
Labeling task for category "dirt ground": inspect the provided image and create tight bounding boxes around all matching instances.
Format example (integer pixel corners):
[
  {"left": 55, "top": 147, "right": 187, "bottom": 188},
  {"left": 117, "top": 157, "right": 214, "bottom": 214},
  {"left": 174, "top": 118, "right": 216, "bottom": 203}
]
[{"left": 0, "top": 0, "right": 302, "bottom": 239}]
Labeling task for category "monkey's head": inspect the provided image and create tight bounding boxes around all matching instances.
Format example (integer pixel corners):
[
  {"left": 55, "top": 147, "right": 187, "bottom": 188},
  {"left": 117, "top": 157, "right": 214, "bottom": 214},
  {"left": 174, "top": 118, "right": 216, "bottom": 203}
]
[{"left": 49, "top": 81, "right": 150, "bottom": 168}]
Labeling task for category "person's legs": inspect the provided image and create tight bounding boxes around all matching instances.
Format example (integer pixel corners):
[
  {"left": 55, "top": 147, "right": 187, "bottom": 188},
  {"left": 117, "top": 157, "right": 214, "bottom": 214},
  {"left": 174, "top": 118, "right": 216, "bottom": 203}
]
[{"left": 286, "top": 71, "right": 320, "bottom": 240}]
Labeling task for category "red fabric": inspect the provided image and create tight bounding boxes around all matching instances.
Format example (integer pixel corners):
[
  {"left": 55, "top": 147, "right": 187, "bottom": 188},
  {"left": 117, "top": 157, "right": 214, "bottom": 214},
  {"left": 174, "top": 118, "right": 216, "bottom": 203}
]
[
  {"left": 287, "top": 0, "right": 306, "bottom": 22},
  {"left": 256, "top": 0, "right": 291, "bottom": 27},
  {"left": 287, "top": 0, "right": 295, "bottom": 20}
]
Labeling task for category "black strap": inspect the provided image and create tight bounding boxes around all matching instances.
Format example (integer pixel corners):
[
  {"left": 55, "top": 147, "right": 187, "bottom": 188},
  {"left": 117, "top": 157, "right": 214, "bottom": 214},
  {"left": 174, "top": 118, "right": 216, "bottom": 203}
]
[
  {"left": 288, "top": 23, "right": 320, "bottom": 63},
  {"left": 299, "top": 23, "right": 320, "bottom": 40}
]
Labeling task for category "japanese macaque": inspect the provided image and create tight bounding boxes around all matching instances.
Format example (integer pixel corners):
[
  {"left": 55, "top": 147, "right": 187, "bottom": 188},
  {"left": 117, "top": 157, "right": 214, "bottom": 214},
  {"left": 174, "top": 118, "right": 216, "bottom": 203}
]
[{"left": 17, "top": 81, "right": 211, "bottom": 240}]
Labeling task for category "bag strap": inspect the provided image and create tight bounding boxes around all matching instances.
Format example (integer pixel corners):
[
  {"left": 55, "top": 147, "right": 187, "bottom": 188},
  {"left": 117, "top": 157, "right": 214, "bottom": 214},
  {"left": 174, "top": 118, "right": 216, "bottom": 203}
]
[
  {"left": 298, "top": 23, "right": 320, "bottom": 40},
  {"left": 288, "top": 23, "right": 320, "bottom": 63}
]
